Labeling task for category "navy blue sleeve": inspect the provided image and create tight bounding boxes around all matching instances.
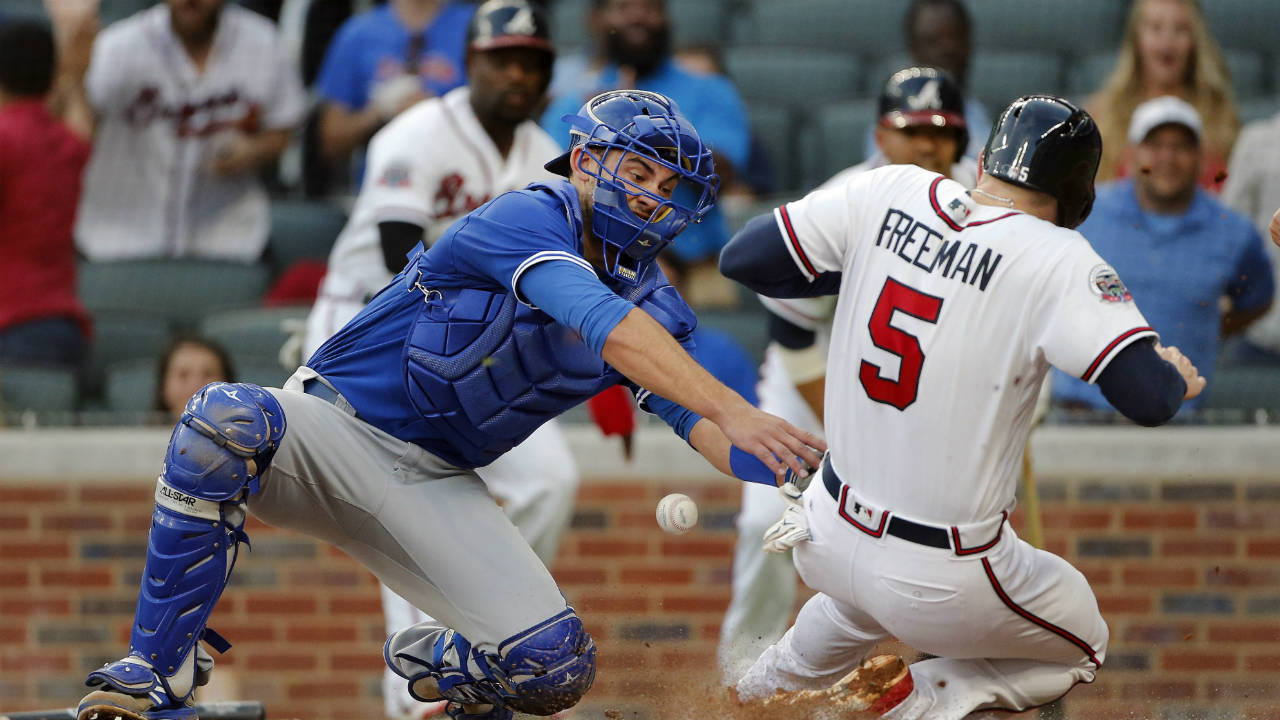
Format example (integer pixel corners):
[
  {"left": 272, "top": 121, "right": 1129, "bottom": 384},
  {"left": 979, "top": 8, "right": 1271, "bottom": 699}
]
[
  {"left": 720, "top": 213, "right": 843, "bottom": 298},
  {"left": 378, "top": 221, "right": 423, "bottom": 274},
  {"left": 769, "top": 312, "right": 817, "bottom": 350},
  {"left": 517, "top": 261, "right": 635, "bottom": 356},
  {"left": 1095, "top": 338, "right": 1186, "bottom": 426}
]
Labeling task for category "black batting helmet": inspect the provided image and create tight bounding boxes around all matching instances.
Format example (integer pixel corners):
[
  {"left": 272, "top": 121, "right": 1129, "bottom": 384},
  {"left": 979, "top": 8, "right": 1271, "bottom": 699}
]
[
  {"left": 467, "top": 0, "right": 554, "bottom": 55},
  {"left": 878, "top": 66, "right": 968, "bottom": 163},
  {"left": 981, "top": 95, "right": 1102, "bottom": 229}
]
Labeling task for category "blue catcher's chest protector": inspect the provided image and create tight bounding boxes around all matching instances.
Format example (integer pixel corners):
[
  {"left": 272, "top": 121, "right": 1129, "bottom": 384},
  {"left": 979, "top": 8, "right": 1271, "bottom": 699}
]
[{"left": 309, "top": 181, "right": 696, "bottom": 468}]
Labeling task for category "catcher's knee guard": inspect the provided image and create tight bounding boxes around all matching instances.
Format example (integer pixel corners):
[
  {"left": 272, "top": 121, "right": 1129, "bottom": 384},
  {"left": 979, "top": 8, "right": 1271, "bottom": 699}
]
[
  {"left": 387, "top": 608, "right": 596, "bottom": 716},
  {"left": 82, "top": 383, "right": 285, "bottom": 717}
]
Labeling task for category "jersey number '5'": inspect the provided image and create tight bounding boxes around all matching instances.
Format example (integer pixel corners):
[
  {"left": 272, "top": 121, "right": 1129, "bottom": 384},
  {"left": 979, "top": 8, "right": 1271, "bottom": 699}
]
[{"left": 859, "top": 277, "right": 944, "bottom": 411}]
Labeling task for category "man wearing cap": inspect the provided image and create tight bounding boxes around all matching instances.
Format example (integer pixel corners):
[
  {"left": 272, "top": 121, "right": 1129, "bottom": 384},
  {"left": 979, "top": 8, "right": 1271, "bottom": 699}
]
[{"left": 1051, "top": 95, "right": 1273, "bottom": 415}]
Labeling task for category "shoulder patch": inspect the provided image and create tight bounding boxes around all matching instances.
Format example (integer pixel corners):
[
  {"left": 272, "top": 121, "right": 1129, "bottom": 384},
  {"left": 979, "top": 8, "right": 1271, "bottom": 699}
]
[
  {"left": 378, "top": 162, "right": 412, "bottom": 188},
  {"left": 1089, "top": 264, "right": 1133, "bottom": 303}
]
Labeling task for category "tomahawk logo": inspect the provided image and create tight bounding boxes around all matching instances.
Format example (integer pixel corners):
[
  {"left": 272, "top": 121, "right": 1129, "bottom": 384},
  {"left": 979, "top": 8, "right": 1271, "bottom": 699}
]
[
  {"left": 505, "top": 3, "right": 537, "bottom": 35},
  {"left": 906, "top": 79, "right": 942, "bottom": 111}
]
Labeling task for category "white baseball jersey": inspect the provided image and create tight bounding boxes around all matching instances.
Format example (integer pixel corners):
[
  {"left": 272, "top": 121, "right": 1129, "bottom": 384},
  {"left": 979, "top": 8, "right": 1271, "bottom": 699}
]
[
  {"left": 753, "top": 155, "right": 977, "bottom": 429},
  {"left": 304, "top": 87, "right": 561, "bottom": 357},
  {"left": 779, "top": 164, "right": 1154, "bottom": 524},
  {"left": 75, "top": 5, "right": 306, "bottom": 261}
]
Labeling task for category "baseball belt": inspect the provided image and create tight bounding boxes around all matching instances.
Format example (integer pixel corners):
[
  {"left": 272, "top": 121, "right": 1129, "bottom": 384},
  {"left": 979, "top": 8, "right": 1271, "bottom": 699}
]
[
  {"left": 822, "top": 462, "right": 952, "bottom": 549},
  {"left": 301, "top": 375, "right": 360, "bottom": 419}
]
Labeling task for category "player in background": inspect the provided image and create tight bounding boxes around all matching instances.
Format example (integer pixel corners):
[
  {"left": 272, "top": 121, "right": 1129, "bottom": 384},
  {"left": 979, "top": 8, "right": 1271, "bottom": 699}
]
[
  {"left": 76, "top": 89, "right": 824, "bottom": 720},
  {"left": 717, "top": 66, "right": 974, "bottom": 685},
  {"left": 64, "top": 0, "right": 305, "bottom": 262},
  {"left": 719, "top": 96, "right": 1204, "bottom": 718},
  {"left": 299, "top": 3, "right": 578, "bottom": 718}
]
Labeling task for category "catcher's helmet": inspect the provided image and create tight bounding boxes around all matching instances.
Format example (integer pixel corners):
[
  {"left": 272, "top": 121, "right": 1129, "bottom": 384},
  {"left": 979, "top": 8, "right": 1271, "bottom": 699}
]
[
  {"left": 878, "top": 66, "right": 968, "bottom": 163},
  {"left": 981, "top": 95, "right": 1102, "bottom": 229},
  {"left": 546, "top": 90, "right": 719, "bottom": 285},
  {"left": 467, "top": 0, "right": 553, "bottom": 55}
]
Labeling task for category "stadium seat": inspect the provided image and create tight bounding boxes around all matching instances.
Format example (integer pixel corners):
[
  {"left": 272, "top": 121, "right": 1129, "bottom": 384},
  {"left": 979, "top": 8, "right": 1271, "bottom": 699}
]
[
  {"left": 738, "top": 0, "right": 906, "bottom": 56},
  {"left": 669, "top": 0, "right": 727, "bottom": 48},
  {"left": 864, "top": 52, "right": 914, "bottom": 98},
  {"left": 549, "top": 0, "right": 589, "bottom": 54},
  {"left": 1, "top": 0, "right": 46, "bottom": 20},
  {"left": 803, "top": 98, "right": 878, "bottom": 190},
  {"left": 1064, "top": 51, "right": 1118, "bottom": 100},
  {"left": 1205, "top": 367, "right": 1280, "bottom": 414},
  {"left": 1224, "top": 49, "right": 1267, "bottom": 100},
  {"left": 726, "top": 48, "right": 861, "bottom": 107},
  {"left": 266, "top": 200, "right": 348, "bottom": 277},
  {"left": 1203, "top": 0, "right": 1280, "bottom": 58},
  {"left": 745, "top": 104, "right": 800, "bottom": 194},
  {"left": 84, "top": 315, "right": 174, "bottom": 398},
  {"left": 234, "top": 357, "right": 292, "bottom": 389},
  {"left": 967, "top": 52, "right": 1064, "bottom": 115},
  {"left": 0, "top": 365, "right": 77, "bottom": 413},
  {"left": 968, "top": 0, "right": 1125, "bottom": 54},
  {"left": 101, "top": 0, "right": 154, "bottom": 25},
  {"left": 199, "top": 305, "right": 310, "bottom": 361},
  {"left": 104, "top": 359, "right": 158, "bottom": 414},
  {"left": 1238, "top": 96, "right": 1278, "bottom": 125},
  {"left": 78, "top": 260, "right": 271, "bottom": 327}
]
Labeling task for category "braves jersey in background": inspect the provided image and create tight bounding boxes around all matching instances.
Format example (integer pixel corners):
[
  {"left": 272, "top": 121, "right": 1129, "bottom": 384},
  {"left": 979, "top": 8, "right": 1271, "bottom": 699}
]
[
  {"left": 308, "top": 180, "right": 697, "bottom": 468},
  {"left": 75, "top": 5, "right": 306, "bottom": 261},
  {"left": 318, "top": 87, "right": 563, "bottom": 304},
  {"left": 781, "top": 165, "right": 1154, "bottom": 524}
]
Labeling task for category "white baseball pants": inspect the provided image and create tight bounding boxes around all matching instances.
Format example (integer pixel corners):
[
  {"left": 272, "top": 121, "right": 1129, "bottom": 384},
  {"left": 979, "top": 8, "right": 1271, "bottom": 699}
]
[{"left": 737, "top": 472, "right": 1106, "bottom": 719}]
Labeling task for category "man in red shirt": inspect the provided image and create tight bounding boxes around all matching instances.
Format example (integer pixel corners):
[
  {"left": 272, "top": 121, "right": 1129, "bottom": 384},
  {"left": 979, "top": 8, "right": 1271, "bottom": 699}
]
[{"left": 0, "top": 19, "right": 91, "bottom": 368}]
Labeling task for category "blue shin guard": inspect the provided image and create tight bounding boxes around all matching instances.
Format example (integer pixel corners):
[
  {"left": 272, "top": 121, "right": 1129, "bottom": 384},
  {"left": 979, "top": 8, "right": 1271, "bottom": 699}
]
[
  {"left": 80, "top": 384, "right": 285, "bottom": 720},
  {"left": 386, "top": 608, "right": 596, "bottom": 718}
]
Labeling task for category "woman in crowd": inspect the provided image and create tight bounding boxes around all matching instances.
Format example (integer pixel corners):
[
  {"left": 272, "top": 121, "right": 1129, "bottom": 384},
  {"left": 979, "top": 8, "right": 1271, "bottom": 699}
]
[
  {"left": 1088, "top": 0, "right": 1238, "bottom": 191},
  {"left": 154, "top": 336, "right": 236, "bottom": 420}
]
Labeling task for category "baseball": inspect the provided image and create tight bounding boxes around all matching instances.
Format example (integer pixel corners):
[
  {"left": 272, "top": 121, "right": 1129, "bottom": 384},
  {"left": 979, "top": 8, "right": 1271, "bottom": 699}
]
[
  {"left": 1269, "top": 207, "right": 1280, "bottom": 248},
  {"left": 656, "top": 493, "right": 699, "bottom": 535}
]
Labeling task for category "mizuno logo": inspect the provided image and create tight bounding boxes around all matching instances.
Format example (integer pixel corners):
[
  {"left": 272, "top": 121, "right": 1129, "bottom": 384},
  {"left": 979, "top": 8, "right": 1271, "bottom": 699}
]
[{"left": 221, "top": 387, "right": 240, "bottom": 401}]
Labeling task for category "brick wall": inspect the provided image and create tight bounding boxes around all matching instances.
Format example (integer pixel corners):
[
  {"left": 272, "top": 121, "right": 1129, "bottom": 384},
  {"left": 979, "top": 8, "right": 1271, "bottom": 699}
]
[{"left": 3, "top": 466, "right": 1280, "bottom": 718}]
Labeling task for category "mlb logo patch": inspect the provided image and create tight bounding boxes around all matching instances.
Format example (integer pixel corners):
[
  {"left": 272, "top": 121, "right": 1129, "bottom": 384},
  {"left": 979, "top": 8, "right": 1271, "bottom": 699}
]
[
  {"left": 1089, "top": 264, "right": 1133, "bottom": 303},
  {"left": 379, "top": 163, "right": 412, "bottom": 188},
  {"left": 946, "top": 196, "right": 971, "bottom": 222}
]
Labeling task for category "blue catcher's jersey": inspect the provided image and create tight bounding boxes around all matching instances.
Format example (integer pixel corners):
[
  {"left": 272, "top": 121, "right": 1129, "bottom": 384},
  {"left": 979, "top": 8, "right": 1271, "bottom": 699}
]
[{"left": 307, "top": 180, "right": 698, "bottom": 468}]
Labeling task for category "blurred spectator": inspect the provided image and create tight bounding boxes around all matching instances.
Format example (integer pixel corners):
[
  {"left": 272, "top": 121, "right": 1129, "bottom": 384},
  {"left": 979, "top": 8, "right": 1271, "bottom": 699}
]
[
  {"left": 1052, "top": 97, "right": 1272, "bottom": 414},
  {"left": 674, "top": 43, "right": 774, "bottom": 199},
  {"left": 541, "top": 0, "right": 750, "bottom": 279},
  {"left": 865, "top": 0, "right": 990, "bottom": 161},
  {"left": 835, "top": 66, "right": 976, "bottom": 189},
  {"left": 154, "top": 334, "right": 235, "bottom": 419},
  {"left": 67, "top": 0, "right": 306, "bottom": 262},
  {"left": 1222, "top": 109, "right": 1280, "bottom": 364},
  {"left": 0, "top": 19, "right": 91, "bottom": 369},
  {"left": 302, "top": 0, "right": 560, "bottom": 360},
  {"left": 315, "top": 0, "right": 475, "bottom": 178},
  {"left": 1087, "top": 0, "right": 1237, "bottom": 192}
]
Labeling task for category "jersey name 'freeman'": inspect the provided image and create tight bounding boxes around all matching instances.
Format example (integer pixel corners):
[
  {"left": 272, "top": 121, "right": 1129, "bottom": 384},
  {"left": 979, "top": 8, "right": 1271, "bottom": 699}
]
[{"left": 876, "top": 208, "right": 1003, "bottom": 291}]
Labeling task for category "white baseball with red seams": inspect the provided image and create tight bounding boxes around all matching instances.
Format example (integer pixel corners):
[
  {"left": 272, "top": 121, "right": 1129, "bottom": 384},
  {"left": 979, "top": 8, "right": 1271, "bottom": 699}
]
[{"left": 656, "top": 493, "right": 699, "bottom": 535}]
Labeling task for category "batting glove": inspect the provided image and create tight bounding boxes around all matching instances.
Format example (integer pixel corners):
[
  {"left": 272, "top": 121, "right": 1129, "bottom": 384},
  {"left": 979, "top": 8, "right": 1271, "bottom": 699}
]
[{"left": 761, "top": 453, "right": 823, "bottom": 554}]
